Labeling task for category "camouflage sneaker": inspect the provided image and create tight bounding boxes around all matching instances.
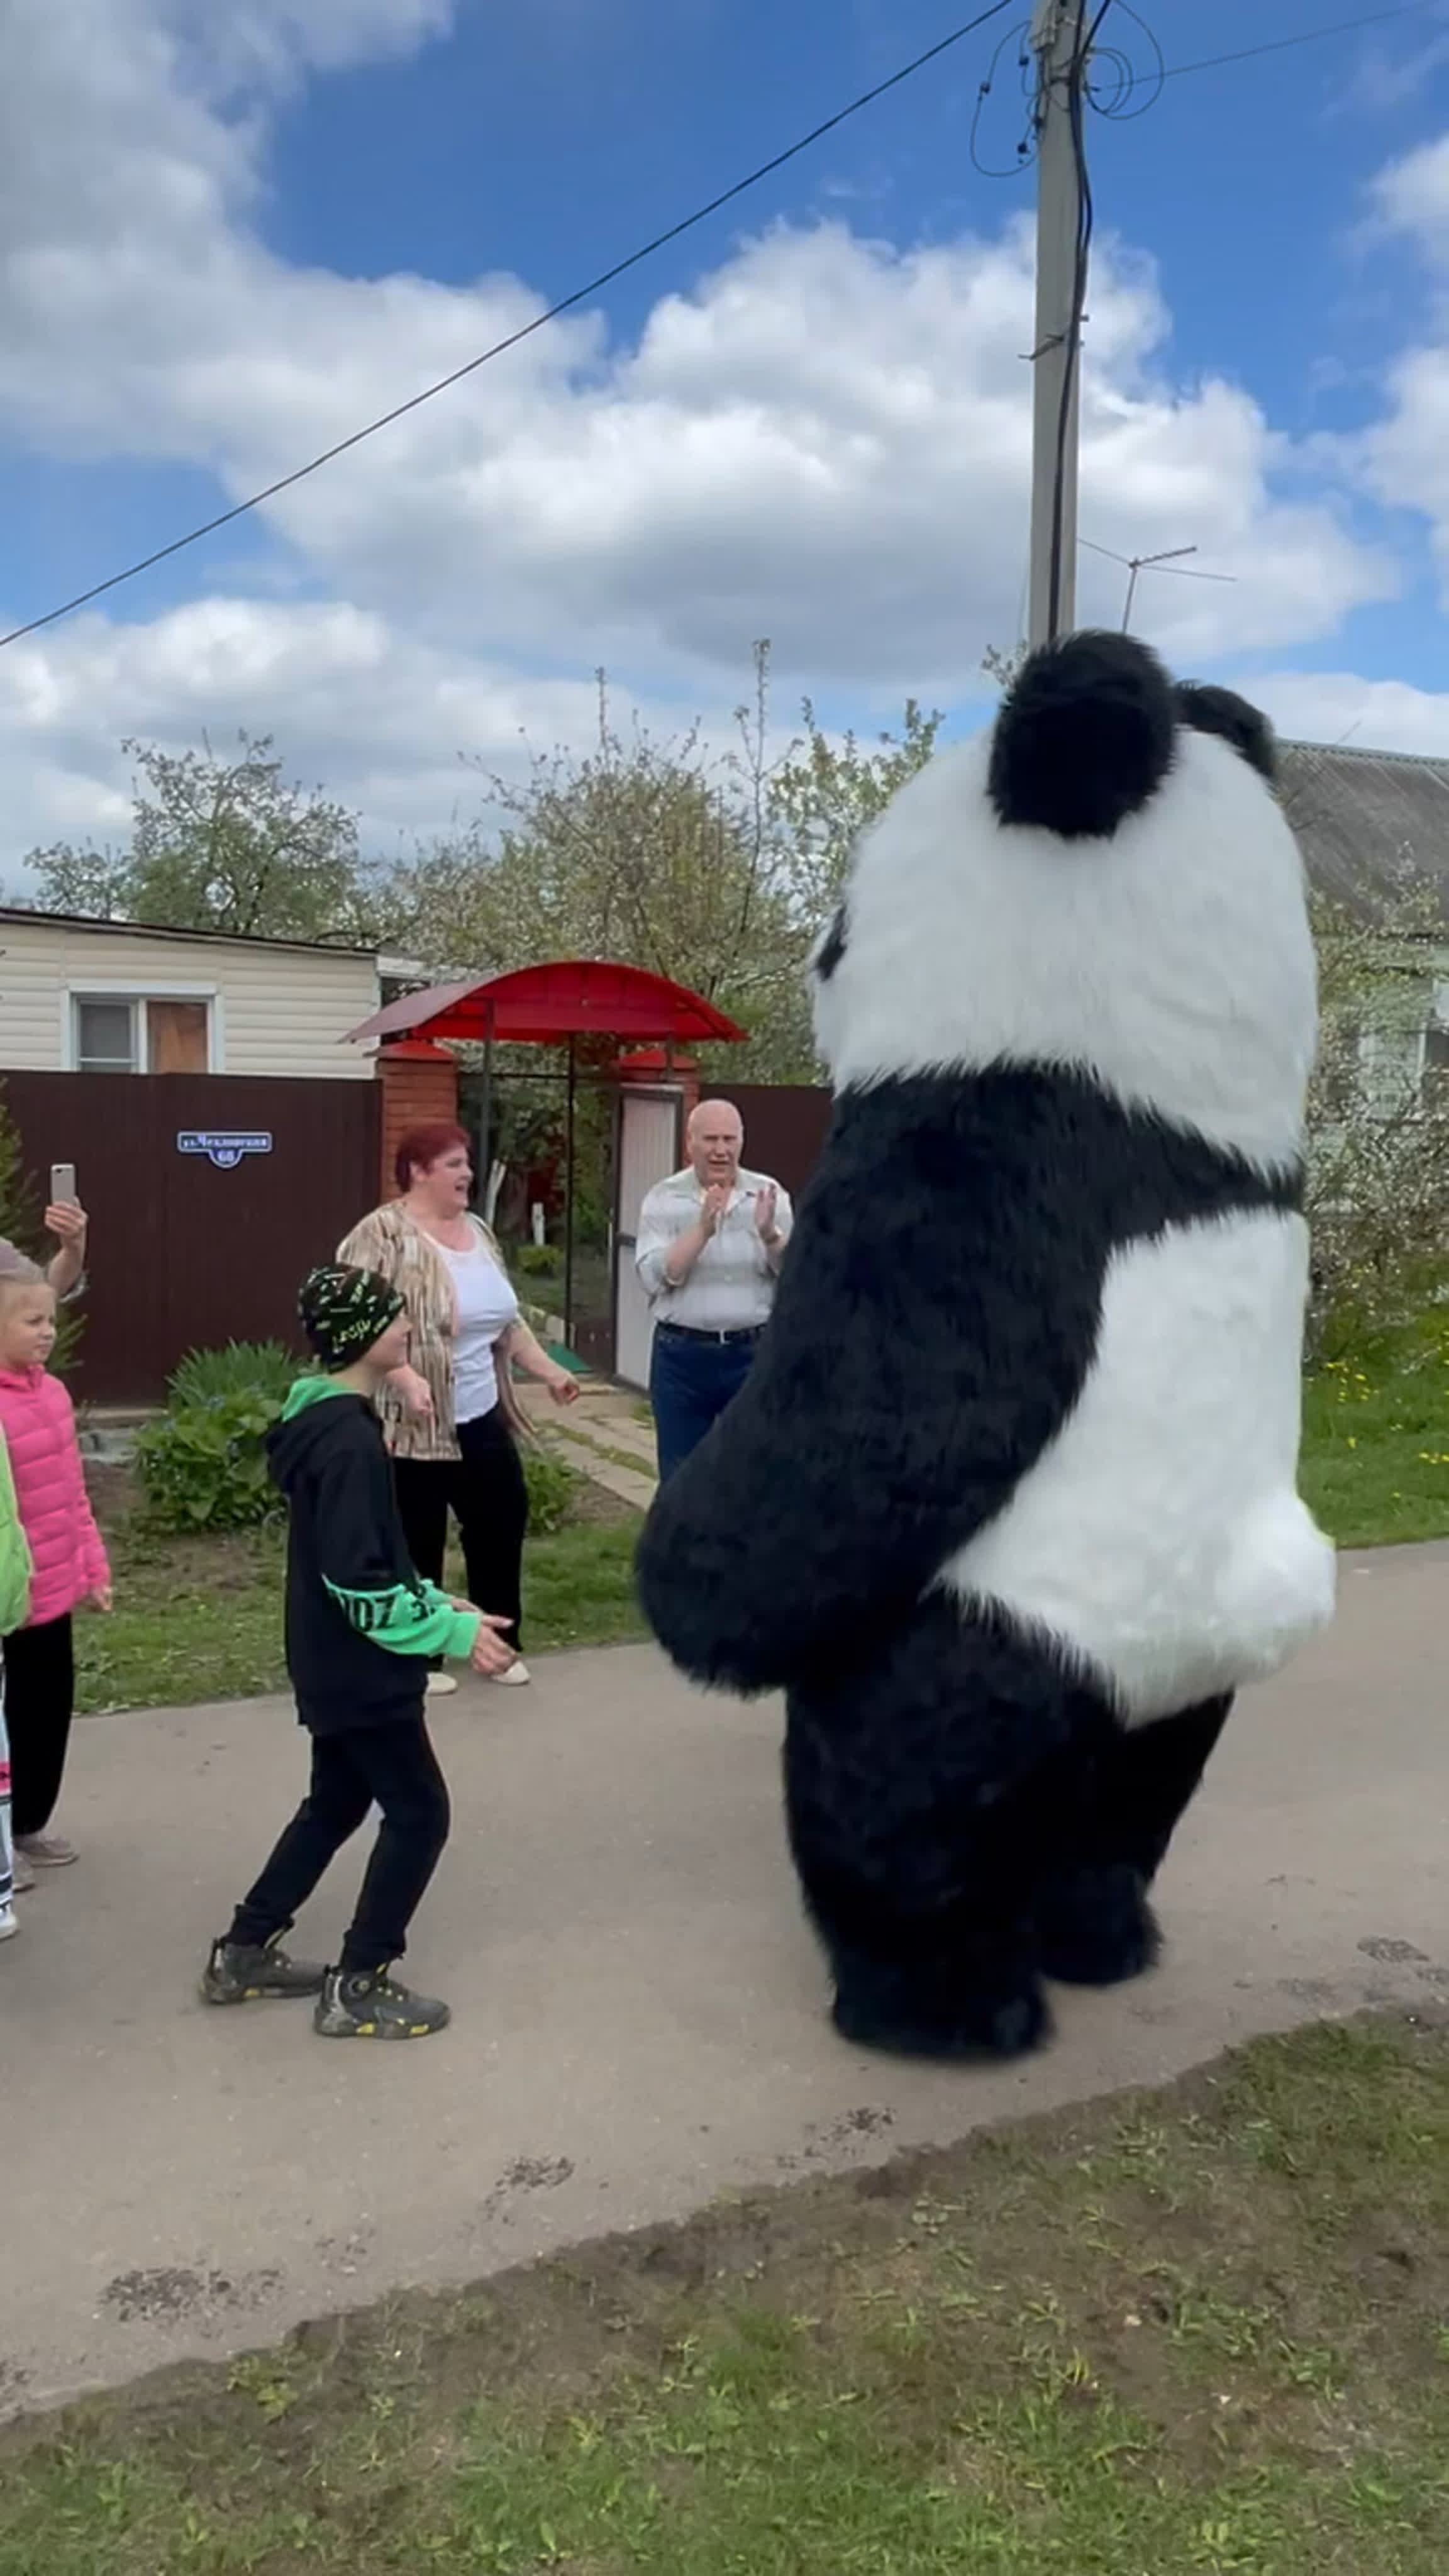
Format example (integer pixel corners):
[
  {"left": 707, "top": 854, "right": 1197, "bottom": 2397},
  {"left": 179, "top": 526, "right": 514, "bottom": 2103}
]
[
  {"left": 313, "top": 1968, "right": 452, "bottom": 2041},
  {"left": 201, "top": 1935, "right": 327, "bottom": 2006}
]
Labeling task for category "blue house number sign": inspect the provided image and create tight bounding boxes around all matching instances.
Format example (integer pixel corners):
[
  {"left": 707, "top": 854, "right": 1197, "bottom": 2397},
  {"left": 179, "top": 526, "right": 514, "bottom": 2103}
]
[{"left": 177, "top": 1130, "right": 274, "bottom": 1172}]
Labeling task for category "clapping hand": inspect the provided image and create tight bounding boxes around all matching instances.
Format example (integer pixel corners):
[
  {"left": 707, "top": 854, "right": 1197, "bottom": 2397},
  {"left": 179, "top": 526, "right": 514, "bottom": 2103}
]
[
  {"left": 754, "top": 1184, "right": 778, "bottom": 1242},
  {"left": 467, "top": 1611, "right": 516, "bottom": 1679},
  {"left": 700, "top": 1181, "right": 732, "bottom": 1236},
  {"left": 393, "top": 1363, "right": 434, "bottom": 1422}
]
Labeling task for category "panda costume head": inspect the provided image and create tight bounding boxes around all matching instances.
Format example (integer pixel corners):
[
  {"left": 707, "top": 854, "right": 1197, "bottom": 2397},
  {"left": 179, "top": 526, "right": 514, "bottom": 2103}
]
[{"left": 637, "top": 631, "right": 1335, "bottom": 2066}]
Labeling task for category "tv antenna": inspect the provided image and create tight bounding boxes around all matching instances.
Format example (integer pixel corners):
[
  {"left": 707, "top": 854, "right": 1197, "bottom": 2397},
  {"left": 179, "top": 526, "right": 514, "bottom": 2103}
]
[{"left": 1079, "top": 538, "right": 1236, "bottom": 633}]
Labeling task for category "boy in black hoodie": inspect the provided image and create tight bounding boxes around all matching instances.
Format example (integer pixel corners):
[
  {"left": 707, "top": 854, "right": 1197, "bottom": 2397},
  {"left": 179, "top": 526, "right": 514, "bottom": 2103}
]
[{"left": 201, "top": 1264, "right": 515, "bottom": 2040}]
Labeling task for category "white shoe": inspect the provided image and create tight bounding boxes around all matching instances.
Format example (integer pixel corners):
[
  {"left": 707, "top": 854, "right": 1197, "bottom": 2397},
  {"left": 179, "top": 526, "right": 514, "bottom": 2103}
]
[
  {"left": 0, "top": 1912, "right": 18, "bottom": 1941},
  {"left": 426, "top": 1670, "right": 459, "bottom": 1698},
  {"left": 492, "top": 1659, "right": 531, "bottom": 1687}
]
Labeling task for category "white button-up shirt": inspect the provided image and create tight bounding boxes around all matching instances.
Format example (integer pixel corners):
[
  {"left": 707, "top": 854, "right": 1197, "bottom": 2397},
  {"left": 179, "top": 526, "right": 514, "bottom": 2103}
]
[{"left": 635, "top": 1165, "right": 794, "bottom": 1333}]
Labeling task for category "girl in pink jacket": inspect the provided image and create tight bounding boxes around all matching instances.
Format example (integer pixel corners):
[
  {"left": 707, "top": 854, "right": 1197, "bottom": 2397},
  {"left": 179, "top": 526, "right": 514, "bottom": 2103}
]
[{"left": 0, "top": 1258, "right": 110, "bottom": 1873}]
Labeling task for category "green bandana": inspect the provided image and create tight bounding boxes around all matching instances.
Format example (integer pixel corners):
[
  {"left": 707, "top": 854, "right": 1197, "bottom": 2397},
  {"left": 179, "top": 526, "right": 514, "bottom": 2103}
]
[{"left": 297, "top": 1264, "right": 406, "bottom": 1370}]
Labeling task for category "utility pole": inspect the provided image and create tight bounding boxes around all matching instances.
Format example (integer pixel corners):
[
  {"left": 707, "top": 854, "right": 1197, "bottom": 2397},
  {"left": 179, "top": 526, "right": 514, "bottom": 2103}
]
[{"left": 1026, "top": 0, "right": 1090, "bottom": 651}]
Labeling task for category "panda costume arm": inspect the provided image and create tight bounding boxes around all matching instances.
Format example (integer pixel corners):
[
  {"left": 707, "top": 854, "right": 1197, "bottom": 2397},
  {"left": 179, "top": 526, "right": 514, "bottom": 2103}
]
[{"left": 635, "top": 1068, "right": 1108, "bottom": 1694}]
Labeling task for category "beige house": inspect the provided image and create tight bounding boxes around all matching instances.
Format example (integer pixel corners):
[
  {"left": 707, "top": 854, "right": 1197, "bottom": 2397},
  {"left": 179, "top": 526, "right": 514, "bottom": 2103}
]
[{"left": 0, "top": 909, "right": 397, "bottom": 1079}]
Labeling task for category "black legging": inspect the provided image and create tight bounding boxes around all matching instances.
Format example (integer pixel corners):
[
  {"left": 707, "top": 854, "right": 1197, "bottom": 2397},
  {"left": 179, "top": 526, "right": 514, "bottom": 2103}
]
[
  {"left": 4, "top": 1614, "right": 75, "bottom": 1839},
  {"left": 393, "top": 1407, "right": 530, "bottom": 1652},
  {"left": 230, "top": 1711, "right": 450, "bottom": 1974}
]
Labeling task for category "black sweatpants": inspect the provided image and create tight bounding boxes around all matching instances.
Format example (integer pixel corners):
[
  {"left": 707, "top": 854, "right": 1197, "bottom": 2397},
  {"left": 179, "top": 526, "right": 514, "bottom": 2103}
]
[
  {"left": 229, "top": 1706, "right": 450, "bottom": 1975},
  {"left": 394, "top": 1406, "right": 529, "bottom": 1652},
  {"left": 3, "top": 1614, "right": 76, "bottom": 1840}
]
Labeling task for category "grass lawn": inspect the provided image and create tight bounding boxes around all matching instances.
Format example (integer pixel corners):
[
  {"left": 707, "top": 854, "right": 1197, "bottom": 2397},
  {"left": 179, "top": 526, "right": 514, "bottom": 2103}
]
[
  {"left": 1300, "top": 1335, "right": 1449, "bottom": 1548},
  {"left": 79, "top": 1470, "right": 646, "bottom": 1718},
  {"left": 6, "top": 2013, "right": 1449, "bottom": 2572}
]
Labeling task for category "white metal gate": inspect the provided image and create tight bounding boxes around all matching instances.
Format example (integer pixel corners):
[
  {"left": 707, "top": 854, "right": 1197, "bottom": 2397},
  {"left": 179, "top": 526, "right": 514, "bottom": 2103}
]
[{"left": 613, "top": 1087, "right": 684, "bottom": 1389}]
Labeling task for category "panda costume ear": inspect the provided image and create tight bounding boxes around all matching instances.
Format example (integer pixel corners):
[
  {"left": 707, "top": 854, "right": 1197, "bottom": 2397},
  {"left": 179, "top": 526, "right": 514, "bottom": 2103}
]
[
  {"left": 1173, "top": 681, "right": 1279, "bottom": 786},
  {"left": 988, "top": 630, "right": 1177, "bottom": 841}
]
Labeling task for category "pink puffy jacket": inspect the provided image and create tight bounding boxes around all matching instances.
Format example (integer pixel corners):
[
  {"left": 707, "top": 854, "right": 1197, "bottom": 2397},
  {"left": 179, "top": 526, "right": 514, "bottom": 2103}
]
[{"left": 0, "top": 1367, "right": 109, "bottom": 1630}]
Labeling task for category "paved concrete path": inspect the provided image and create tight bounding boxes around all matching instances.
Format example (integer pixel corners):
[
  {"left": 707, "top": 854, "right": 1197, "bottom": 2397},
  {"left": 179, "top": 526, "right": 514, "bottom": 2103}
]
[{"left": 5, "top": 1543, "right": 1448, "bottom": 2418}]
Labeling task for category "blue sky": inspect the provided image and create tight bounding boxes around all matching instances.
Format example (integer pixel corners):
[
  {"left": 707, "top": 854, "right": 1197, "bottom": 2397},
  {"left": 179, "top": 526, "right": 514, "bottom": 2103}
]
[{"left": 1, "top": 0, "right": 1448, "bottom": 863}]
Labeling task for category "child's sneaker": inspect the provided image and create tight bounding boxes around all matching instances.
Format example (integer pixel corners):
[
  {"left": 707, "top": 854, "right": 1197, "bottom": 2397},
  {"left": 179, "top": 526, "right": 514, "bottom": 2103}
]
[
  {"left": 313, "top": 1967, "right": 451, "bottom": 2040},
  {"left": 11, "top": 1850, "right": 35, "bottom": 1895},
  {"left": 0, "top": 1911, "right": 18, "bottom": 1943},
  {"left": 201, "top": 1934, "right": 326, "bottom": 2006}
]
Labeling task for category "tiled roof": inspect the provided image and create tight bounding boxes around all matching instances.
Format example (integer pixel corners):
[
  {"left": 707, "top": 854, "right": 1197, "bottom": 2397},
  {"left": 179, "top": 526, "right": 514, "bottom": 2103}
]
[{"left": 1279, "top": 740, "right": 1449, "bottom": 919}]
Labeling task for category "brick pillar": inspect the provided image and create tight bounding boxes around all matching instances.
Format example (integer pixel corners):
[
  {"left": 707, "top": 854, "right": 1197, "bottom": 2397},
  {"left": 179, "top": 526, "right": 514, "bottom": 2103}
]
[
  {"left": 377, "top": 1041, "right": 459, "bottom": 1197},
  {"left": 614, "top": 1048, "right": 699, "bottom": 1122}
]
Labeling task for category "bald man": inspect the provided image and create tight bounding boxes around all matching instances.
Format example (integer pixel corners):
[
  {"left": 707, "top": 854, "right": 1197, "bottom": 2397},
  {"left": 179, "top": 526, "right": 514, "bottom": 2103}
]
[{"left": 635, "top": 1100, "right": 792, "bottom": 1482}]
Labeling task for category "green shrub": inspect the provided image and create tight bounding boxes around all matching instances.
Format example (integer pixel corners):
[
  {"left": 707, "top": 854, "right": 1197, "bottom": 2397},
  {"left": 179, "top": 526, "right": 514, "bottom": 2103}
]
[
  {"left": 514, "top": 1241, "right": 562, "bottom": 1279},
  {"left": 135, "top": 1390, "right": 284, "bottom": 1534},
  {"left": 169, "top": 1340, "right": 297, "bottom": 1407},
  {"left": 523, "top": 1443, "right": 580, "bottom": 1536}
]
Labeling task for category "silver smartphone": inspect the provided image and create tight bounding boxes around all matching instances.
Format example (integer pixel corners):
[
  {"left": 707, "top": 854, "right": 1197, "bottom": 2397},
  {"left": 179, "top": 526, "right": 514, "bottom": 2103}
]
[{"left": 50, "top": 1163, "right": 77, "bottom": 1206}]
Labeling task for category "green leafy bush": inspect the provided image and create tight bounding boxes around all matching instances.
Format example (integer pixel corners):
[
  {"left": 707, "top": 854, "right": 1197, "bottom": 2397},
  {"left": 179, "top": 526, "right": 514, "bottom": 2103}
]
[
  {"left": 169, "top": 1340, "right": 297, "bottom": 1407},
  {"left": 523, "top": 1443, "right": 580, "bottom": 1536},
  {"left": 135, "top": 1391, "right": 284, "bottom": 1534},
  {"left": 514, "top": 1241, "right": 562, "bottom": 1279}
]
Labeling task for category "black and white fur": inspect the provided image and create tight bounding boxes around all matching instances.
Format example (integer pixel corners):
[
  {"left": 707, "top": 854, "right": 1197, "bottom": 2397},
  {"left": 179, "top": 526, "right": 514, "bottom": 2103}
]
[{"left": 636, "top": 632, "right": 1335, "bottom": 2063}]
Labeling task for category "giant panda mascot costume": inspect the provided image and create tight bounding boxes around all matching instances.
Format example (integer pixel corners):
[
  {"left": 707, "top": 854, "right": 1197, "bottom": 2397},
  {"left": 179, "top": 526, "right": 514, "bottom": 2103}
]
[{"left": 635, "top": 630, "right": 1336, "bottom": 2065}]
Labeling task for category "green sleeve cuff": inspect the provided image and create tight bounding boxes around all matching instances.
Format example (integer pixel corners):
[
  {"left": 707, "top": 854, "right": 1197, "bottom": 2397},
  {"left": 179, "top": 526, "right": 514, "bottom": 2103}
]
[{"left": 419, "top": 1585, "right": 482, "bottom": 1660}]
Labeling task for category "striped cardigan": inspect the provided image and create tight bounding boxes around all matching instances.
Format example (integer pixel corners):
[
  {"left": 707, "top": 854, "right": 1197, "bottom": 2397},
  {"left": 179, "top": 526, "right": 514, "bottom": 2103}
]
[{"left": 336, "top": 1202, "right": 530, "bottom": 1463}]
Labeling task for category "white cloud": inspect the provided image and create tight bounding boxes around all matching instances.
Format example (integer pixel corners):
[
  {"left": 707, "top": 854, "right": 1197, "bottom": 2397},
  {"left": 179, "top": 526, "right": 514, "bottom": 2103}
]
[
  {"left": 0, "top": 0, "right": 1430, "bottom": 870},
  {"left": 1351, "top": 128, "right": 1449, "bottom": 587},
  {"left": 1246, "top": 669, "right": 1449, "bottom": 759},
  {"left": 1367, "top": 130, "right": 1449, "bottom": 244},
  {"left": 0, "top": 598, "right": 665, "bottom": 865}
]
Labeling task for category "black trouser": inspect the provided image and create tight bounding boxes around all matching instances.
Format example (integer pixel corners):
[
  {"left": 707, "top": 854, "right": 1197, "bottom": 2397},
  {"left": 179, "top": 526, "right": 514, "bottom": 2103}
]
[
  {"left": 228, "top": 1707, "right": 450, "bottom": 1975},
  {"left": 394, "top": 1406, "right": 529, "bottom": 1652},
  {"left": 3, "top": 1614, "right": 75, "bottom": 1840}
]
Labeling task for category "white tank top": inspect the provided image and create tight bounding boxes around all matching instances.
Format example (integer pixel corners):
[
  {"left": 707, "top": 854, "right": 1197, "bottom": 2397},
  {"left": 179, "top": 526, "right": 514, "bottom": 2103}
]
[{"left": 440, "top": 1241, "right": 519, "bottom": 1426}]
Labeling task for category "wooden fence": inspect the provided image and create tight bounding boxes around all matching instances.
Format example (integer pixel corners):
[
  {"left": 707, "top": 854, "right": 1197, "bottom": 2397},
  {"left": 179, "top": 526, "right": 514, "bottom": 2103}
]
[
  {"left": 712, "top": 1084, "right": 833, "bottom": 1195},
  {"left": 2, "top": 1072, "right": 380, "bottom": 1404}
]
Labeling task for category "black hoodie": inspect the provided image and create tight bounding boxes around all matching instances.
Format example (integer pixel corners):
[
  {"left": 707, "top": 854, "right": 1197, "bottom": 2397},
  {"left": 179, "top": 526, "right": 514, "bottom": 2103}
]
[{"left": 265, "top": 1378, "right": 479, "bottom": 1730}]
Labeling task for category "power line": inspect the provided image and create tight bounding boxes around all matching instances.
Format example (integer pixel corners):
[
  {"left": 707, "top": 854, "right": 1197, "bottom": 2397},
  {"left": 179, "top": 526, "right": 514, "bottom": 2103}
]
[
  {"left": 1157, "top": 0, "right": 1444, "bottom": 87},
  {"left": 3, "top": 0, "right": 1440, "bottom": 652},
  {"left": 969, "top": 0, "right": 1436, "bottom": 177},
  {"left": 0, "top": 3, "right": 1017, "bottom": 653}
]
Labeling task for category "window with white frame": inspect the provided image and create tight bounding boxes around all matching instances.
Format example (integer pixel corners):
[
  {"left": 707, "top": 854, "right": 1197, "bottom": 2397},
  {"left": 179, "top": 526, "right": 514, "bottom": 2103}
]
[{"left": 70, "top": 993, "right": 214, "bottom": 1074}]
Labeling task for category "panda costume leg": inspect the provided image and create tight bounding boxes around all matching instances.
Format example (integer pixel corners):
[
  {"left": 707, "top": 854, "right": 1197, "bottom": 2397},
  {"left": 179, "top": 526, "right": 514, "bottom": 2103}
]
[
  {"left": 1035, "top": 1696, "right": 1233, "bottom": 1987},
  {"left": 781, "top": 1596, "right": 1115, "bottom": 2059}
]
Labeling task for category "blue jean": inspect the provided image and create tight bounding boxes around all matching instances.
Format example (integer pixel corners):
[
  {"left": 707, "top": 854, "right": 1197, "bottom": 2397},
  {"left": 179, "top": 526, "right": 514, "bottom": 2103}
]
[{"left": 650, "top": 1326, "right": 760, "bottom": 1482}]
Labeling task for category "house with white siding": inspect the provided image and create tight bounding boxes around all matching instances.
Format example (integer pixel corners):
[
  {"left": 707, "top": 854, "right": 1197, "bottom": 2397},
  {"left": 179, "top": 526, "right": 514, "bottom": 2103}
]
[{"left": 0, "top": 909, "right": 399, "bottom": 1079}]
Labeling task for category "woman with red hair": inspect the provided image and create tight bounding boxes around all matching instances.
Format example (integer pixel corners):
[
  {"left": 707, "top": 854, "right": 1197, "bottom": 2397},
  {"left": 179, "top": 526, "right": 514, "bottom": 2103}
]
[{"left": 338, "top": 1125, "right": 579, "bottom": 1695}]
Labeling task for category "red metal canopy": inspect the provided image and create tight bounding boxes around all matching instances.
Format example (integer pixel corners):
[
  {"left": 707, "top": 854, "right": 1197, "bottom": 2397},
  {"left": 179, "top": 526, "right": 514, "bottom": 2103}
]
[{"left": 347, "top": 959, "right": 746, "bottom": 1050}]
